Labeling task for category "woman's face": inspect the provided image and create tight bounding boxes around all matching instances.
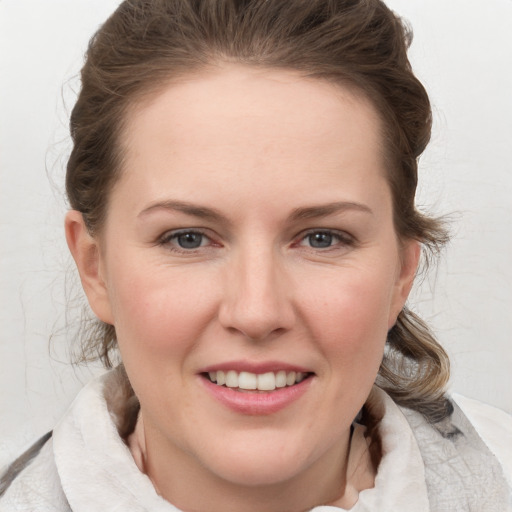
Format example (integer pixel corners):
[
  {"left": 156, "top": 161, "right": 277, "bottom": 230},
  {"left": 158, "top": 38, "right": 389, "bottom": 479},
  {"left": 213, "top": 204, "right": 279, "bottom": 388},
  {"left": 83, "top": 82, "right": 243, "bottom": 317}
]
[{"left": 69, "top": 65, "right": 418, "bottom": 505}]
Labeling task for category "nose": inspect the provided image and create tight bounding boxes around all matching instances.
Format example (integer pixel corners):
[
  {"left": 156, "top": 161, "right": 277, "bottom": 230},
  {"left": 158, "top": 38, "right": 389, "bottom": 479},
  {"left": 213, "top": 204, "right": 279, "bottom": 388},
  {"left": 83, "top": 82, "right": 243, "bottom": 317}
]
[{"left": 218, "top": 247, "right": 295, "bottom": 341}]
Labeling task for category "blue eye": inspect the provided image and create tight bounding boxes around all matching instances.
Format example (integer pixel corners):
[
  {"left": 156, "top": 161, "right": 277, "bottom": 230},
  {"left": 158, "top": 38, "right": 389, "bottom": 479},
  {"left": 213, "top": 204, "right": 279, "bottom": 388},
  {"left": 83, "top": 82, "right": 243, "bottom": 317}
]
[
  {"left": 307, "top": 231, "right": 335, "bottom": 248},
  {"left": 174, "top": 232, "right": 204, "bottom": 249},
  {"left": 298, "top": 230, "right": 354, "bottom": 250},
  {"left": 159, "top": 230, "right": 209, "bottom": 250}
]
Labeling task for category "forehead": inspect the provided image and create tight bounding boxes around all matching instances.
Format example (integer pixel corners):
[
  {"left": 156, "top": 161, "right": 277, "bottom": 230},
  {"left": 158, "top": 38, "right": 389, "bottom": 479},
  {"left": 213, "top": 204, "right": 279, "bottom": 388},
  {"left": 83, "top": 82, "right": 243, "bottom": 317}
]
[
  {"left": 124, "top": 65, "right": 383, "bottom": 152},
  {"left": 116, "top": 65, "right": 388, "bottom": 213}
]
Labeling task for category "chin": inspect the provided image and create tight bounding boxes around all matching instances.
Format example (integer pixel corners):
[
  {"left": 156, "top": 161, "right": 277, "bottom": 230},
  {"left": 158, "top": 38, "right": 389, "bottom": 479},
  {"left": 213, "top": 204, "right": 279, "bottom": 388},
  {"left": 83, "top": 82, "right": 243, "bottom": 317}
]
[
  {"left": 195, "top": 431, "right": 329, "bottom": 488},
  {"left": 207, "top": 456, "right": 304, "bottom": 488}
]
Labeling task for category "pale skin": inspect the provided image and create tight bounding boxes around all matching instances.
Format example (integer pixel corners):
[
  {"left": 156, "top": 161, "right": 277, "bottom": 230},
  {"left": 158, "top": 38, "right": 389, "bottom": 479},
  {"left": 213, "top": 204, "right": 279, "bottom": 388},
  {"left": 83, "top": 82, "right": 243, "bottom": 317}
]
[{"left": 66, "top": 65, "right": 420, "bottom": 512}]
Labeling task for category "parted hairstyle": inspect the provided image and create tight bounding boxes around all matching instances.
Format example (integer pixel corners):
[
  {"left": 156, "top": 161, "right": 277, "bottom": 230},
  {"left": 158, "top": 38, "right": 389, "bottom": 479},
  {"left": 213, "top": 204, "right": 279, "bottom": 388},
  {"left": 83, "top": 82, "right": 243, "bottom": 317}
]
[{"left": 66, "top": 0, "right": 451, "bottom": 422}]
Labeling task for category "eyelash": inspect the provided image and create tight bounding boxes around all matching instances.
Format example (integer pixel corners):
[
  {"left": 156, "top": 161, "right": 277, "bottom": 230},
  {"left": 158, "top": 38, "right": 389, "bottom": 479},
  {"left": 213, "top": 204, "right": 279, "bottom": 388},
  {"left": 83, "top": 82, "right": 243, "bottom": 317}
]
[
  {"left": 158, "top": 229, "right": 214, "bottom": 253},
  {"left": 158, "top": 228, "right": 355, "bottom": 254},
  {"left": 295, "top": 229, "right": 356, "bottom": 251}
]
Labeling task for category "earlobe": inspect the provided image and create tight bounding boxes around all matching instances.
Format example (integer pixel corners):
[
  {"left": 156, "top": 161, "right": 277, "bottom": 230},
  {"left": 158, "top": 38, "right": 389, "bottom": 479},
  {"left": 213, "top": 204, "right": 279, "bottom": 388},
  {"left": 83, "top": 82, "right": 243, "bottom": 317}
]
[
  {"left": 65, "top": 210, "right": 114, "bottom": 325},
  {"left": 388, "top": 240, "right": 421, "bottom": 329}
]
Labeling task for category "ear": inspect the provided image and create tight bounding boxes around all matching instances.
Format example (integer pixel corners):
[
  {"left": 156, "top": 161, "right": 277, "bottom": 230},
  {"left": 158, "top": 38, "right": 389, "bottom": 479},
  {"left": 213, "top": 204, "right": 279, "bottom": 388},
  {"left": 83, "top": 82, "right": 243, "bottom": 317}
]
[
  {"left": 65, "top": 210, "right": 114, "bottom": 325},
  {"left": 388, "top": 239, "right": 421, "bottom": 329}
]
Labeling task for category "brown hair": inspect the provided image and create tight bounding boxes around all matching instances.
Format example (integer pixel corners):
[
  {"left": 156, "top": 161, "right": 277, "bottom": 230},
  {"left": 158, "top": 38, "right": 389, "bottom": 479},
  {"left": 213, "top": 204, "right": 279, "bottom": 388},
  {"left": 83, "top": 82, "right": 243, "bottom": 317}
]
[{"left": 67, "top": 0, "right": 450, "bottom": 422}]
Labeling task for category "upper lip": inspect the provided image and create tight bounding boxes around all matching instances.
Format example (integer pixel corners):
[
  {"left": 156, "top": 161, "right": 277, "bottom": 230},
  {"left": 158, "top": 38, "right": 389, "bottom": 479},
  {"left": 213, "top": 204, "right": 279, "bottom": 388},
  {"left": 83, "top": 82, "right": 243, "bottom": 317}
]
[{"left": 198, "top": 360, "right": 313, "bottom": 375}]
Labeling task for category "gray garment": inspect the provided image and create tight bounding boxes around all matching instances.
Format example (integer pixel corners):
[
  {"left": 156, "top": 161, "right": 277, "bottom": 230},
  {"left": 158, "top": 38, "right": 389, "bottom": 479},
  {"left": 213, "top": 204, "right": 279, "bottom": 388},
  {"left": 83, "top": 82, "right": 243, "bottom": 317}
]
[
  {"left": 0, "top": 431, "right": 52, "bottom": 498},
  {"left": 401, "top": 401, "right": 510, "bottom": 511},
  {"left": 0, "top": 435, "right": 69, "bottom": 511}
]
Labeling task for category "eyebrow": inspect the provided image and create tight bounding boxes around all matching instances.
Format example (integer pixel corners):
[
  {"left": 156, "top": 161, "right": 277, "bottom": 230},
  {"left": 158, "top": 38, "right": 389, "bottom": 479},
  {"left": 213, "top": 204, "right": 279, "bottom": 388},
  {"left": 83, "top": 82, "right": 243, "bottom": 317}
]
[
  {"left": 138, "top": 200, "right": 228, "bottom": 223},
  {"left": 289, "top": 201, "right": 373, "bottom": 221},
  {"left": 138, "top": 199, "right": 373, "bottom": 223}
]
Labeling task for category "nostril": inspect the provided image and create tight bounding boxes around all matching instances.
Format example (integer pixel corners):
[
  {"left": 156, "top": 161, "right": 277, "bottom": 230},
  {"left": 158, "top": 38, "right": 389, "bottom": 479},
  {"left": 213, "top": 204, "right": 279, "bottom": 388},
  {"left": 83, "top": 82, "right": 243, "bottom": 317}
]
[{"left": 217, "top": 259, "right": 295, "bottom": 338}]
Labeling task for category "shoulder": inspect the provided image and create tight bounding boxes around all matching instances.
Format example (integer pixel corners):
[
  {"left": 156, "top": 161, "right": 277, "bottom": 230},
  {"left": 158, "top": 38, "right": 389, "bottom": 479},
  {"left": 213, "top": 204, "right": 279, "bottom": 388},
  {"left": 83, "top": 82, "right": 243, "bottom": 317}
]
[
  {"left": 451, "top": 393, "right": 512, "bottom": 485},
  {"left": 0, "top": 433, "right": 70, "bottom": 511},
  {"left": 392, "top": 391, "right": 512, "bottom": 511}
]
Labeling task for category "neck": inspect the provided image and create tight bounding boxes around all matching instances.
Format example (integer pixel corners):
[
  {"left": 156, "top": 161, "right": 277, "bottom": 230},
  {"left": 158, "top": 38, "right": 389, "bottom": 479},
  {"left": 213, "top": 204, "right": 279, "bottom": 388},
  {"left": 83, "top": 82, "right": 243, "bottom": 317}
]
[{"left": 137, "top": 414, "right": 352, "bottom": 512}]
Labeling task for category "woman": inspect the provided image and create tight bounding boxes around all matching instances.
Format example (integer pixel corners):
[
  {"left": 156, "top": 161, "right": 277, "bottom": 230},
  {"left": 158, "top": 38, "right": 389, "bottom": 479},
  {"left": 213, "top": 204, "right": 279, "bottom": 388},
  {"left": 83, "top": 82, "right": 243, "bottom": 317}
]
[{"left": 1, "top": 0, "right": 510, "bottom": 510}]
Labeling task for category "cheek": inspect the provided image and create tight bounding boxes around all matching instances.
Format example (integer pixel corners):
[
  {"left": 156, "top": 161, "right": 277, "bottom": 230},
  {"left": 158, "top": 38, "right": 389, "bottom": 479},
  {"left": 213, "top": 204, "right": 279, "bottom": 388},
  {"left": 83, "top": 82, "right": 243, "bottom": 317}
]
[
  {"left": 106, "top": 264, "right": 221, "bottom": 423},
  {"left": 300, "top": 266, "right": 395, "bottom": 368},
  {"left": 106, "top": 262, "right": 220, "bottom": 357}
]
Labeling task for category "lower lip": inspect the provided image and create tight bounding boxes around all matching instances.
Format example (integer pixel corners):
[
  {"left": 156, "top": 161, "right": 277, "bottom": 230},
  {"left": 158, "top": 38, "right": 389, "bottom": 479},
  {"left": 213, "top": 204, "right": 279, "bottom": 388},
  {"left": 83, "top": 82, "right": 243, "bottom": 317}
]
[{"left": 200, "top": 375, "right": 313, "bottom": 415}]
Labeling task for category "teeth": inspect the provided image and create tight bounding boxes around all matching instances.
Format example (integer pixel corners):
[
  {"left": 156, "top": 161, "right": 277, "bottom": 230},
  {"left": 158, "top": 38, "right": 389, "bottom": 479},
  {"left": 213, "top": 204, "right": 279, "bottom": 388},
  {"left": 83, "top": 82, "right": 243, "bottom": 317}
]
[
  {"left": 225, "top": 370, "right": 238, "bottom": 388},
  {"left": 257, "top": 372, "right": 276, "bottom": 391},
  {"left": 275, "top": 370, "right": 287, "bottom": 388},
  {"left": 238, "top": 372, "right": 257, "bottom": 390},
  {"left": 206, "top": 370, "right": 308, "bottom": 391}
]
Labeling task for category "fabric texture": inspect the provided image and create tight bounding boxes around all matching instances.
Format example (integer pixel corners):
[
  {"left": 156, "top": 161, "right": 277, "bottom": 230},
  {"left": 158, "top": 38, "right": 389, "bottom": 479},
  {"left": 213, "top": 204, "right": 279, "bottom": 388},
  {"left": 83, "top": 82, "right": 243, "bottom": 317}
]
[{"left": 1, "top": 368, "right": 511, "bottom": 511}]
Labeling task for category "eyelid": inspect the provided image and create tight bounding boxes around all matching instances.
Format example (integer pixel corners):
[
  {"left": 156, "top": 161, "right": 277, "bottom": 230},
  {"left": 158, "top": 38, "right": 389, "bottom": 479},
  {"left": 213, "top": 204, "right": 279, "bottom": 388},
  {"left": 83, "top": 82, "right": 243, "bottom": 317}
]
[
  {"left": 158, "top": 227, "right": 220, "bottom": 252},
  {"left": 294, "top": 228, "right": 356, "bottom": 248},
  {"left": 159, "top": 228, "right": 208, "bottom": 242}
]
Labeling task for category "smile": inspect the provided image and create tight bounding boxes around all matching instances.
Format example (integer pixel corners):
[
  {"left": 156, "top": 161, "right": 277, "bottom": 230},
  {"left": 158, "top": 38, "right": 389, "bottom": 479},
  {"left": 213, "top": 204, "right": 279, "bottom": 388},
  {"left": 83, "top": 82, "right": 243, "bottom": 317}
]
[
  {"left": 206, "top": 370, "right": 310, "bottom": 391},
  {"left": 199, "top": 362, "right": 315, "bottom": 414}
]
